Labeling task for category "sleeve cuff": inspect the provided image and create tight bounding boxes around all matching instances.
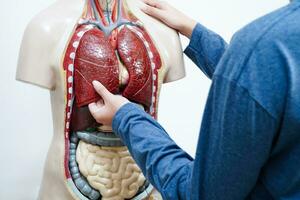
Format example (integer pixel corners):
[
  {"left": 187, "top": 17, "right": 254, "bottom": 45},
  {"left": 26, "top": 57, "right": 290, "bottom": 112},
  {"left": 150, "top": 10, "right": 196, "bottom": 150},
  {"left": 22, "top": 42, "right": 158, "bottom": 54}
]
[
  {"left": 112, "top": 102, "right": 144, "bottom": 134},
  {"left": 183, "top": 23, "right": 206, "bottom": 57}
]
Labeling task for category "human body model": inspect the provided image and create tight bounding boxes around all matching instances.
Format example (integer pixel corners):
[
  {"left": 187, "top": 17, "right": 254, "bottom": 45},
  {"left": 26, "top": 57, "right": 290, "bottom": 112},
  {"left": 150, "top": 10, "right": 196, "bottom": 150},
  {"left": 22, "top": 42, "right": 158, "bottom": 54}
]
[{"left": 16, "top": 0, "right": 185, "bottom": 199}]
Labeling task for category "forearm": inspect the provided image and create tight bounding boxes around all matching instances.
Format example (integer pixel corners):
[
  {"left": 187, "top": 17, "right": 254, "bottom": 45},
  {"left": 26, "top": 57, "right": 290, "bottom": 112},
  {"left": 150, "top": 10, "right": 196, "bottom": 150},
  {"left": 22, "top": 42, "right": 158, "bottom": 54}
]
[
  {"left": 178, "top": 18, "right": 197, "bottom": 38},
  {"left": 142, "top": 0, "right": 227, "bottom": 78},
  {"left": 184, "top": 23, "right": 228, "bottom": 79},
  {"left": 112, "top": 103, "right": 193, "bottom": 200}
]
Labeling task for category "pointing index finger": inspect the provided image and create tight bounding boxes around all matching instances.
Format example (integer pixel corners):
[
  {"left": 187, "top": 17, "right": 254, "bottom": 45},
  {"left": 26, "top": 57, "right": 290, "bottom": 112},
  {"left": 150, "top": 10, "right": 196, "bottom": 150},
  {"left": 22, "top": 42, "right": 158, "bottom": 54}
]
[{"left": 92, "top": 80, "right": 112, "bottom": 102}]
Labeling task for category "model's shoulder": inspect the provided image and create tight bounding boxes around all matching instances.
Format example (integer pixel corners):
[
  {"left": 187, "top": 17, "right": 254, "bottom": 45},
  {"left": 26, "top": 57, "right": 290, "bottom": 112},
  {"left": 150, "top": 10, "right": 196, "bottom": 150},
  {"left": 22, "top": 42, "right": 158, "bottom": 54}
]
[{"left": 25, "top": 0, "right": 84, "bottom": 36}]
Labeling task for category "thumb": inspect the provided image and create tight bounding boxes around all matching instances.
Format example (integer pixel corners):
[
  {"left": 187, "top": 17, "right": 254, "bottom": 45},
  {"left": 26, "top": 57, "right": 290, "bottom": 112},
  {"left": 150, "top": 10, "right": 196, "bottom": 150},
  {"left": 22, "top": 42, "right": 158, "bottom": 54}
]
[
  {"left": 88, "top": 102, "right": 104, "bottom": 123},
  {"left": 88, "top": 102, "right": 99, "bottom": 115},
  {"left": 92, "top": 80, "right": 113, "bottom": 102}
]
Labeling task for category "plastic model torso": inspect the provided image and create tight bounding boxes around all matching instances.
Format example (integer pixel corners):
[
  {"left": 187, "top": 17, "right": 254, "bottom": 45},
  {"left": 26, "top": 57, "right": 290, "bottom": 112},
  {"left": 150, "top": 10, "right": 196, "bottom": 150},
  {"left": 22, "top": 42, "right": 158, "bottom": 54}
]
[{"left": 16, "top": 0, "right": 185, "bottom": 199}]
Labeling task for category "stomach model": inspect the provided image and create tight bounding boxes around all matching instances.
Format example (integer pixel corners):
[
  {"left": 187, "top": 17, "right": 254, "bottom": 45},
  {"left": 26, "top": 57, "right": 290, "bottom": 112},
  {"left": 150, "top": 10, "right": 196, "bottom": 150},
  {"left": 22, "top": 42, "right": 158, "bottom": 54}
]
[{"left": 61, "top": 0, "right": 162, "bottom": 199}]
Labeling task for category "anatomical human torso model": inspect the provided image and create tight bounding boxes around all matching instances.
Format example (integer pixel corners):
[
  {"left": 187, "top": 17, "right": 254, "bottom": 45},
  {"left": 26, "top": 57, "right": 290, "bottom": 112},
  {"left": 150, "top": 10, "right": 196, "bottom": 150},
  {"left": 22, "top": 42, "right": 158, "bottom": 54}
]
[{"left": 16, "top": 0, "right": 185, "bottom": 199}]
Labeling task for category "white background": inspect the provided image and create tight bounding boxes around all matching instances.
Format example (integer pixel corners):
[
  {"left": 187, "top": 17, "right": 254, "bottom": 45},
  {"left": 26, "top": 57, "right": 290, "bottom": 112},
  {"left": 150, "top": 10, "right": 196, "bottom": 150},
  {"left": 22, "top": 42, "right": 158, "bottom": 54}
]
[{"left": 0, "top": 0, "right": 287, "bottom": 199}]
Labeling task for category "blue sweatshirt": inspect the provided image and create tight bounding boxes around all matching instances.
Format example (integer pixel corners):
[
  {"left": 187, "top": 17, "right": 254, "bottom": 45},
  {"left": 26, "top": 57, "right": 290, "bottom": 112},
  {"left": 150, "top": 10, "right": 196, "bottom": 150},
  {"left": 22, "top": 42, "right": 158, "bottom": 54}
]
[{"left": 112, "top": 1, "right": 300, "bottom": 199}]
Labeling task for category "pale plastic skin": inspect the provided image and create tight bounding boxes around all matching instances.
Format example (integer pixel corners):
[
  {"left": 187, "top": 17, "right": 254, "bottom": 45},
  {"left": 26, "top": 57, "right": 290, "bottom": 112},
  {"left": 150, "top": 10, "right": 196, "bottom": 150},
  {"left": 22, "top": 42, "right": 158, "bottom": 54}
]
[{"left": 16, "top": 0, "right": 186, "bottom": 199}]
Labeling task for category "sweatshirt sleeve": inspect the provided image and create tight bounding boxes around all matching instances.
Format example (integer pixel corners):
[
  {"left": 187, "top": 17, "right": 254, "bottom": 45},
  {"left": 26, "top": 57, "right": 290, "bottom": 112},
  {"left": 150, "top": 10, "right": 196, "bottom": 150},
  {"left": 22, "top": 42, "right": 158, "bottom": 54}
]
[
  {"left": 112, "top": 102, "right": 194, "bottom": 200},
  {"left": 184, "top": 23, "right": 228, "bottom": 79},
  {"left": 112, "top": 74, "right": 279, "bottom": 200}
]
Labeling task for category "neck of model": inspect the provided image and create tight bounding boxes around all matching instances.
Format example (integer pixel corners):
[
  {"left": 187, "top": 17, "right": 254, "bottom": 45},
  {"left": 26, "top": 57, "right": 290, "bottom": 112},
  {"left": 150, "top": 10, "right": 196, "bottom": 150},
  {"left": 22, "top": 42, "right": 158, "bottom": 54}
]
[
  {"left": 90, "top": 0, "right": 119, "bottom": 25},
  {"left": 97, "top": 0, "right": 116, "bottom": 12}
]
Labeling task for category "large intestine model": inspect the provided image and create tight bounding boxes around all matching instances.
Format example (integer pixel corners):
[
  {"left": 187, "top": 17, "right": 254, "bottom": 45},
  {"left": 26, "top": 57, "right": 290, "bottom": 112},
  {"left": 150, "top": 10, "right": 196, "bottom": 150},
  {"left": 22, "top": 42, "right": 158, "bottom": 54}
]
[{"left": 62, "top": 0, "right": 162, "bottom": 199}]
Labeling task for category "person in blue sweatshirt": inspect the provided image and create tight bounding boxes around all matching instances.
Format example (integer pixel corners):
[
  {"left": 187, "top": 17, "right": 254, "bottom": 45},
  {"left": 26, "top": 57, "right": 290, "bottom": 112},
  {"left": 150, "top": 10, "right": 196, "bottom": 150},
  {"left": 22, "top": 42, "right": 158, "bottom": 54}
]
[{"left": 87, "top": 0, "right": 300, "bottom": 199}]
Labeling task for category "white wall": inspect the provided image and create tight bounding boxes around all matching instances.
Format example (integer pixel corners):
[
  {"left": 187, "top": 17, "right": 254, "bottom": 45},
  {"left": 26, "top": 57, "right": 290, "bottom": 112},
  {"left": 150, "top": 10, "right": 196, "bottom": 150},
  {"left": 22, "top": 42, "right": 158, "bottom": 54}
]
[{"left": 0, "top": 0, "right": 287, "bottom": 199}]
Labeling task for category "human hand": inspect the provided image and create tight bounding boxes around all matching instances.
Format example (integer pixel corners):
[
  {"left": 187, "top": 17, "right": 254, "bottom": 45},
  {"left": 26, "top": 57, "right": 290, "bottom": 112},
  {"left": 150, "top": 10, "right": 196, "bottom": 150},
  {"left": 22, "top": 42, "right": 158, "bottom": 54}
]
[
  {"left": 141, "top": 0, "right": 197, "bottom": 38},
  {"left": 88, "top": 80, "right": 130, "bottom": 126}
]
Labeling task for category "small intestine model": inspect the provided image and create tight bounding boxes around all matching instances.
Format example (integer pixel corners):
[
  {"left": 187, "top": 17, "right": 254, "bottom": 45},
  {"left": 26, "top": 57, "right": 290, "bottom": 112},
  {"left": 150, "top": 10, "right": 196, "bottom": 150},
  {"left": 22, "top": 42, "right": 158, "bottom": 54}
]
[{"left": 63, "top": 0, "right": 162, "bottom": 199}]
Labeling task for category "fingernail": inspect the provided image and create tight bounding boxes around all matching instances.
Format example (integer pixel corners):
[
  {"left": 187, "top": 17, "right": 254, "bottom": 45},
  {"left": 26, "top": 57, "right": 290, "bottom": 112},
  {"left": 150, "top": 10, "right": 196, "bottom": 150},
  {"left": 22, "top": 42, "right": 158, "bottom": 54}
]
[
  {"left": 92, "top": 80, "right": 98, "bottom": 86},
  {"left": 88, "top": 103, "right": 96, "bottom": 112}
]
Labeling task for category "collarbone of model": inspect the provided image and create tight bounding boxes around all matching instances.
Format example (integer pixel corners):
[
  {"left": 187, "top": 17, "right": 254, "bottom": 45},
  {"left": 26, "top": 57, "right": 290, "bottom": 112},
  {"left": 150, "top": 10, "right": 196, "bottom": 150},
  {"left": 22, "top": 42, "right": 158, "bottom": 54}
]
[{"left": 80, "top": 0, "right": 141, "bottom": 36}]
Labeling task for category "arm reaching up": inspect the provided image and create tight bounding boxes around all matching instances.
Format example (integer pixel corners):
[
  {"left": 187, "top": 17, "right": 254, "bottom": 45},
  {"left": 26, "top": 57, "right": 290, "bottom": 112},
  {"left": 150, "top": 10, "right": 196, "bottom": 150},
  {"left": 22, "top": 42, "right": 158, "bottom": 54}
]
[
  {"left": 141, "top": 0, "right": 197, "bottom": 38},
  {"left": 141, "top": 0, "right": 228, "bottom": 78}
]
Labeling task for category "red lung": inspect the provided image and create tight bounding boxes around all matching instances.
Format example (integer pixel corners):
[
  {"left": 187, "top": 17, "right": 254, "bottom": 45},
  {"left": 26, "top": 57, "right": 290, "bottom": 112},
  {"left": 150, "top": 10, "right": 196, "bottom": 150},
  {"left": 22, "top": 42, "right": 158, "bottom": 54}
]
[
  {"left": 74, "top": 28, "right": 120, "bottom": 107},
  {"left": 118, "top": 27, "right": 153, "bottom": 109},
  {"left": 72, "top": 26, "right": 154, "bottom": 131},
  {"left": 74, "top": 26, "right": 153, "bottom": 108}
]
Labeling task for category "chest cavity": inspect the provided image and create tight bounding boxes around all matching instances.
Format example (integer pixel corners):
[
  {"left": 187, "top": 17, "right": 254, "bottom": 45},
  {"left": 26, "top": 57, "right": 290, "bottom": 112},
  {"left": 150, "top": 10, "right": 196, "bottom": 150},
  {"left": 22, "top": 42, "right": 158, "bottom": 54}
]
[{"left": 74, "top": 25, "right": 154, "bottom": 111}]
